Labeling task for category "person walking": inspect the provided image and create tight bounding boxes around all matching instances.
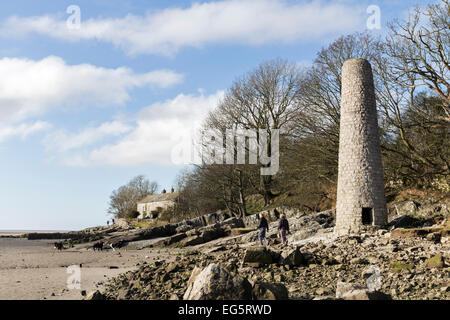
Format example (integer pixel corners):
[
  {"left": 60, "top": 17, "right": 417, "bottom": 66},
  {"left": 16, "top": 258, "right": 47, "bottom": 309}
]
[
  {"left": 278, "top": 214, "right": 290, "bottom": 246},
  {"left": 257, "top": 212, "right": 270, "bottom": 246}
]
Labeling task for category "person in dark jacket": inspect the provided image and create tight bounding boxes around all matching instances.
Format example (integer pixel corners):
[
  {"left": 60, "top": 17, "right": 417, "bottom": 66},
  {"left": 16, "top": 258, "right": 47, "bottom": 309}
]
[
  {"left": 278, "top": 214, "right": 290, "bottom": 246},
  {"left": 257, "top": 212, "right": 269, "bottom": 245}
]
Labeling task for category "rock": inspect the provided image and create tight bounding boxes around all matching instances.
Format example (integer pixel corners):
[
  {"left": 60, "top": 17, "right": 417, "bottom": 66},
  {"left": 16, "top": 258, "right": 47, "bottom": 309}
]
[
  {"left": 166, "top": 262, "right": 179, "bottom": 273},
  {"left": 426, "top": 232, "right": 441, "bottom": 243},
  {"left": 315, "top": 287, "right": 332, "bottom": 296},
  {"left": 230, "top": 228, "right": 254, "bottom": 236},
  {"left": 81, "top": 290, "right": 87, "bottom": 296},
  {"left": 313, "top": 296, "right": 337, "bottom": 300},
  {"left": 252, "top": 282, "right": 289, "bottom": 300},
  {"left": 200, "top": 227, "right": 226, "bottom": 242},
  {"left": 179, "top": 235, "right": 205, "bottom": 247},
  {"left": 350, "top": 257, "right": 369, "bottom": 265},
  {"left": 280, "top": 247, "right": 305, "bottom": 266},
  {"left": 169, "top": 293, "right": 180, "bottom": 300},
  {"left": 185, "top": 228, "right": 199, "bottom": 237},
  {"left": 186, "top": 266, "right": 203, "bottom": 287},
  {"left": 183, "top": 263, "right": 252, "bottom": 300},
  {"left": 390, "top": 228, "right": 431, "bottom": 239},
  {"left": 153, "top": 233, "right": 187, "bottom": 247},
  {"left": 166, "top": 233, "right": 187, "bottom": 245},
  {"left": 336, "top": 282, "right": 365, "bottom": 298},
  {"left": 424, "top": 254, "right": 444, "bottom": 269},
  {"left": 342, "top": 289, "right": 391, "bottom": 300},
  {"left": 274, "top": 274, "right": 285, "bottom": 282},
  {"left": 393, "top": 201, "right": 419, "bottom": 216},
  {"left": 336, "top": 282, "right": 391, "bottom": 300},
  {"left": 86, "top": 290, "right": 106, "bottom": 300},
  {"left": 243, "top": 247, "right": 274, "bottom": 265}
]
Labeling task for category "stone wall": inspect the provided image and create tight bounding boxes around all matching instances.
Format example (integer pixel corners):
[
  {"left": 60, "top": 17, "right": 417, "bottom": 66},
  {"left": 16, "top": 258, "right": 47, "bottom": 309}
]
[
  {"left": 137, "top": 200, "right": 175, "bottom": 219},
  {"left": 335, "top": 58, "right": 387, "bottom": 235}
]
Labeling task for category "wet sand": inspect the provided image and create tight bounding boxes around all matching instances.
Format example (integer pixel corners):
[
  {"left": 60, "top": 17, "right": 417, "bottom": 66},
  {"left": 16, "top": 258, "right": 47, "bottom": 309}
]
[{"left": 0, "top": 238, "right": 177, "bottom": 300}]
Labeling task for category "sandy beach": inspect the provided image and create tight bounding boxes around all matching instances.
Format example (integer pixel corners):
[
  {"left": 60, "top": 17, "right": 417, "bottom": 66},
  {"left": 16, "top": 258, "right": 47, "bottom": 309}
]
[{"left": 0, "top": 237, "right": 178, "bottom": 300}]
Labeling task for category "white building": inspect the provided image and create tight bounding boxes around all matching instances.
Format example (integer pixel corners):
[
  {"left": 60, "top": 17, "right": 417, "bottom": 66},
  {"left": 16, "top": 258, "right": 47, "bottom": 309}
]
[{"left": 136, "top": 190, "right": 179, "bottom": 219}]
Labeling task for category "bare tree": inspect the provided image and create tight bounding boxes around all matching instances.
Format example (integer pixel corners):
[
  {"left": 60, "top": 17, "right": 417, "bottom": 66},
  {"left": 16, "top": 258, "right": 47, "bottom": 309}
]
[
  {"left": 386, "top": 0, "right": 450, "bottom": 122},
  {"left": 205, "top": 58, "right": 304, "bottom": 205},
  {"left": 108, "top": 175, "right": 158, "bottom": 219}
]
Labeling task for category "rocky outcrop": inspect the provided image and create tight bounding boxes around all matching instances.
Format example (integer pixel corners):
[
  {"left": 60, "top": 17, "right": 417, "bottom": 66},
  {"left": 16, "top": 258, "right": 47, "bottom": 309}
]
[{"left": 98, "top": 201, "right": 449, "bottom": 301}]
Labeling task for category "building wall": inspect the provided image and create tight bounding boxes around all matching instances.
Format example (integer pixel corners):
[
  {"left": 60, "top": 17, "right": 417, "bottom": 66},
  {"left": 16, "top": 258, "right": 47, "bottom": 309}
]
[
  {"left": 335, "top": 58, "right": 387, "bottom": 235},
  {"left": 137, "top": 200, "right": 175, "bottom": 219}
]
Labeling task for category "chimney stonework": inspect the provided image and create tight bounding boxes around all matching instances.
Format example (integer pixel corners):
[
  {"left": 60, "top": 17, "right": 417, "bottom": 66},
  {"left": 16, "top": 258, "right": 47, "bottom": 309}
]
[{"left": 335, "top": 58, "right": 387, "bottom": 235}]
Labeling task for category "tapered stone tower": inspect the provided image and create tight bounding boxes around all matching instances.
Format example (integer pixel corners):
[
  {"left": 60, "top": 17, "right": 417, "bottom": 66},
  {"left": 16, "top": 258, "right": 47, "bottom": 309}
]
[{"left": 335, "top": 58, "right": 387, "bottom": 235}]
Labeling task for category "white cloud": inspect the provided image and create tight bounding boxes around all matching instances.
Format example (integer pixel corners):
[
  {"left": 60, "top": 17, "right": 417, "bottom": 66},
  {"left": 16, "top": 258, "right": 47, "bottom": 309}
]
[
  {"left": 43, "top": 121, "right": 132, "bottom": 152},
  {"left": 58, "top": 91, "right": 224, "bottom": 167},
  {"left": 2, "top": 0, "right": 366, "bottom": 56},
  {"left": 0, "top": 56, "right": 183, "bottom": 122},
  {"left": 0, "top": 121, "right": 51, "bottom": 143}
]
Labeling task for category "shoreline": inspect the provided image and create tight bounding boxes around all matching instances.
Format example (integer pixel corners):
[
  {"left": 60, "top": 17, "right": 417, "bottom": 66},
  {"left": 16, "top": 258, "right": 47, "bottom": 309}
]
[{"left": 0, "top": 237, "right": 174, "bottom": 300}]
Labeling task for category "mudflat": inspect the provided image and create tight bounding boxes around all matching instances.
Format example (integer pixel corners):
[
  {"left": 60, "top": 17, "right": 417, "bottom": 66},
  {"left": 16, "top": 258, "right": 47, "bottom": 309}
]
[{"left": 0, "top": 238, "right": 175, "bottom": 300}]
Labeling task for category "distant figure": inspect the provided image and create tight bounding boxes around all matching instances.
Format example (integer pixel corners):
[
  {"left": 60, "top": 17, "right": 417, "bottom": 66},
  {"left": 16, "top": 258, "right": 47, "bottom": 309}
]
[
  {"left": 54, "top": 242, "right": 64, "bottom": 251},
  {"left": 278, "top": 214, "right": 290, "bottom": 246},
  {"left": 93, "top": 241, "right": 104, "bottom": 251},
  {"left": 107, "top": 220, "right": 110, "bottom": 226},
  {"left": 257, "top": 212, "right": 269, "bottom": 246},
  {"left": 112, "top": 218, "right": 115, "bottom": 225}
]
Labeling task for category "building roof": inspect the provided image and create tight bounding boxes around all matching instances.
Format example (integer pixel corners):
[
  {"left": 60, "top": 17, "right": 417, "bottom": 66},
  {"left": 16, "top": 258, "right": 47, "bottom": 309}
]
[{"left": 138, "top": 192, "right": 179, "bottom": 204}]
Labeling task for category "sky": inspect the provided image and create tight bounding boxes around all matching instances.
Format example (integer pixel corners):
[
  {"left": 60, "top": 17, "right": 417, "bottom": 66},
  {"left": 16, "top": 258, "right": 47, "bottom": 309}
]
[{"left": 0, "top": 0, "right": 431, "bottom": 230}]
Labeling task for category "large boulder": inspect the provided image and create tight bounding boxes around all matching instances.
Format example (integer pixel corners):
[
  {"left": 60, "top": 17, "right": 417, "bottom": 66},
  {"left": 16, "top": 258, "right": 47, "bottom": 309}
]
[
  {"left": 183, "top": 263, "right": 252, "bottom": 300},
  {"left": 243, "top": 247, "right": 274, "bottom": 265},
  {"left": 280, "top": 247, "right": 305, "bottom": 266},
  {"left": 252, "top": 282, "right": 288, "bottom": 300},
  {"left": 388, "top": 215, "right": 423, "bottom": 229},
  {"left": 392, "top": 201, "right": 419, "bottom": 215}
]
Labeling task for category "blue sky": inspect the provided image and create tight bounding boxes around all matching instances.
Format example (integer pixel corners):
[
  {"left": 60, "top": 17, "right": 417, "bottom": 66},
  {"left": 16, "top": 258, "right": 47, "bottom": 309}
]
[{"left": 0, "top": 0, "right": 430, "bottom": 230}]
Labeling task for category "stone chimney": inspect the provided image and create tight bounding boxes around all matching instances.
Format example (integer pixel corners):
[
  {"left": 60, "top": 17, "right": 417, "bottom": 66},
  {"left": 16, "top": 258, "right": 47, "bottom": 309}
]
[{"left": 335, "top": 58, "right": 387, "bottom": 235}]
